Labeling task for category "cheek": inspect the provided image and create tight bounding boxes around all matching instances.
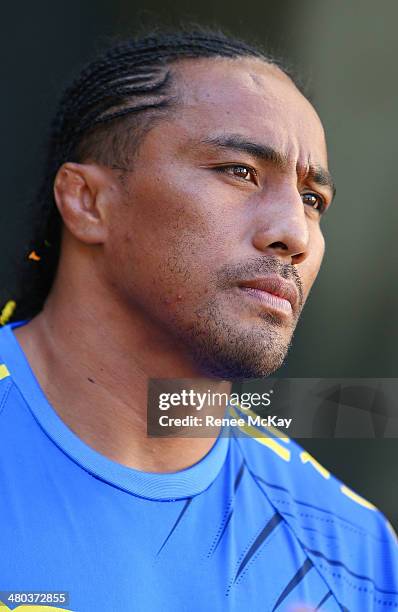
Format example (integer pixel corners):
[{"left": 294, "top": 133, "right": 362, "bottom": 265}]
[{"left": 104, "top": 178, "right": 234, "bottom": 309}]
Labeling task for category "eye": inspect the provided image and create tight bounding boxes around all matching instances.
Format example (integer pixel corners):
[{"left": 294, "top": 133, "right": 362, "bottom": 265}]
[
  {"left": 214, "top": 164, "right": 258, "bottom": 184},
  {"left": 301, "top": 192, "right": 326, "bottom": 214}
]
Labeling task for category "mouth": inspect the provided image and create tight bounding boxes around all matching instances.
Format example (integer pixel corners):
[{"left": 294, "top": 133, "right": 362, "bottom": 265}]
[{"left": 236, "top": 274, "right": 299, "bottom": 316}]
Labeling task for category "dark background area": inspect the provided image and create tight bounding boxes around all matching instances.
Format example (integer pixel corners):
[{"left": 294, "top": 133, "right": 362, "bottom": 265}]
[{"left": 1, "top": 1, "right": 397, "bottom": 526}]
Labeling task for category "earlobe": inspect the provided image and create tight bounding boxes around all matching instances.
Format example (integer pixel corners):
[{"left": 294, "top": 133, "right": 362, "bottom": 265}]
[{"left": 53, "top": 162, "right": 108, "bottom": 245}]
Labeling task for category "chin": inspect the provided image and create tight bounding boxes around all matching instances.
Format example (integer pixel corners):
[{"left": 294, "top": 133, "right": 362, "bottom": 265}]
[
  {"left": 189, "top": 327, "right": 293, "bottom": 381},
  {"left": 198, "top": 351, "right": 289, "bottom": 381}
]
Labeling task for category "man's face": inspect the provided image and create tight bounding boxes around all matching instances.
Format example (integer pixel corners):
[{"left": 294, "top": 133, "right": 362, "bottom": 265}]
[{"left": 102, "top": 57, "right": 334, "bottom": 379}]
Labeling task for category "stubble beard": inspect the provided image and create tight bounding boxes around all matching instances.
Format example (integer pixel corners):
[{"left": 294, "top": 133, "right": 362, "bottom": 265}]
[
  {"left": 179, "top": 295, "right": 298, "bottom": 381},
  {"left": 162, "top": 255, "right": 303, "bottom": 381}
]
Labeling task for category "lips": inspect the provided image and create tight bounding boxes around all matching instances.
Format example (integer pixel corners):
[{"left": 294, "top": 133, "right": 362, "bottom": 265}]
[{"left": 237, "top": 275, "right": 299, "bottom": 312}]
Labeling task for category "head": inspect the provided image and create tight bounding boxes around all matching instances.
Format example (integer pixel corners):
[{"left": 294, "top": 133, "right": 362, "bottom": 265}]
[{"left": 20, "top": 28, "right": 335, "bottom": 380}]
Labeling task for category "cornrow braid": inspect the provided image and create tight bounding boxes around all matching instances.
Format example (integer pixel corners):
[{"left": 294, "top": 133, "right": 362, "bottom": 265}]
[{"left": 13, "top": 27, "right": 297, "bottom": 321}]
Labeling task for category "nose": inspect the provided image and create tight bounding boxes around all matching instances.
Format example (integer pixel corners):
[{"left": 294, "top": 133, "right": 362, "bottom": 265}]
[{"left": 252, "top": 186, "right": 309, "bottom": 265}]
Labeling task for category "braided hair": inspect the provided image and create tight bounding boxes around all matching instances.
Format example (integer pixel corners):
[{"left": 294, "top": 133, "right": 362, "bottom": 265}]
[{"left": 10, "top": 27, "right": 297, "bottom": 323}]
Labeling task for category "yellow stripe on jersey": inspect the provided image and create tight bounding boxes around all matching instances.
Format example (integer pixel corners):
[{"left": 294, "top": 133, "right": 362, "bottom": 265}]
[
  {"left": 229, "top": 406, "right": 291, "bottom": 462},
  {"left": 229, "top": 402, "right": 290, "bottom": 443},
  {"left": 0, "top": 604, "right": 74, "bottom": 611},
  {"left": 386, "top": 520, "right": 398, "bottom": 542},
  {"left": 300, "top": 451, "right": 330, "bottom": 480},
  {"left": 0, "top": 364, "right": 10, "bottom": 381},
  {"left": 340, "top": 485, "right": 376, "bottom": 510}
]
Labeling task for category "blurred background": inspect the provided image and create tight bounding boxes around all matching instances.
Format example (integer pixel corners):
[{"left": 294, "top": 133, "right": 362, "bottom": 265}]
[{"left": 1, "top": 1, "right": 397, "bottom": 525}]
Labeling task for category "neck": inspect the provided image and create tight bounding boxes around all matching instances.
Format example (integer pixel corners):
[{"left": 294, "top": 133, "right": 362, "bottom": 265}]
[{"left": 14, "top": 261, "right": 231, "bottom": 472}]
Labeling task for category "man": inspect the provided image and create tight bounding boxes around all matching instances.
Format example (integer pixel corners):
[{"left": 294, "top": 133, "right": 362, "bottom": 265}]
[{"left": 0, "top": 28, "right": 397, "bottom": 611}]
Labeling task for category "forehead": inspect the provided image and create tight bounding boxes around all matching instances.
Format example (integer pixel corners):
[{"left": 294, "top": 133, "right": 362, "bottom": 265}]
[{"left": 170, "top": 57, "right": 328, "bottom": 168}]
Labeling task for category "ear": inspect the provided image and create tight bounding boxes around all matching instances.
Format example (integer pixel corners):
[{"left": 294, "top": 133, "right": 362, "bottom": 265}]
[{"left": 53, "top": 162, "right": 114, "bottom": 245}]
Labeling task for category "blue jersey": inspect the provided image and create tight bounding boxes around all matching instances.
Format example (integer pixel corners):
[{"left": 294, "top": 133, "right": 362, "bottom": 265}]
[{"left": 0, "top": 321, "right": 397, "bottom": 611}]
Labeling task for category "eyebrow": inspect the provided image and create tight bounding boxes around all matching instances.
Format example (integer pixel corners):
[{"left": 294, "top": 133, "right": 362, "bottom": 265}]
[{"left": 200, "top": 134, "right": 336, "bottom": 199}]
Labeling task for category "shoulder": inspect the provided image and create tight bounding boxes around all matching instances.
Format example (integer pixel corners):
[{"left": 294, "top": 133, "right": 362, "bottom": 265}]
[
  {"left": 0, "top": 323, "right": 23, "bottom": 417},
  {"left": 0, "top": 328, "right": 13, "bottom": 415},
  {"left": 229, "top": 411, "right": 398, "bottom": 607}
]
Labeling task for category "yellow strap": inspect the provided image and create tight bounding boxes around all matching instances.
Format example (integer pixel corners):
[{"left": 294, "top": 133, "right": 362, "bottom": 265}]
[
  {"left": 0, "top": 364, "right": 10, "bottom": 381},
  {"left": 229, "top": 407, "right": 291, "bottom": 461},
  {"left": 300, "top": 451, "right": 330, "bottom": 479},
  {"left": 228, "top": 402, "right": 290, "bottom": 443},
  {"left": 340, "top": 485, "right": 376, "bottom": 510},
  {"left": 0, "top": 605, "right": 74, "bottom": 612}
]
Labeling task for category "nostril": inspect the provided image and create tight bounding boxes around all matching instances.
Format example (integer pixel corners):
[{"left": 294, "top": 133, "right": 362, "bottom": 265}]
[
  {"left": 292, "top": 252, "right": 306, "bottom": 265},
  {"left": 270, "top": 241, "right": 288, "bottom": 250}
]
